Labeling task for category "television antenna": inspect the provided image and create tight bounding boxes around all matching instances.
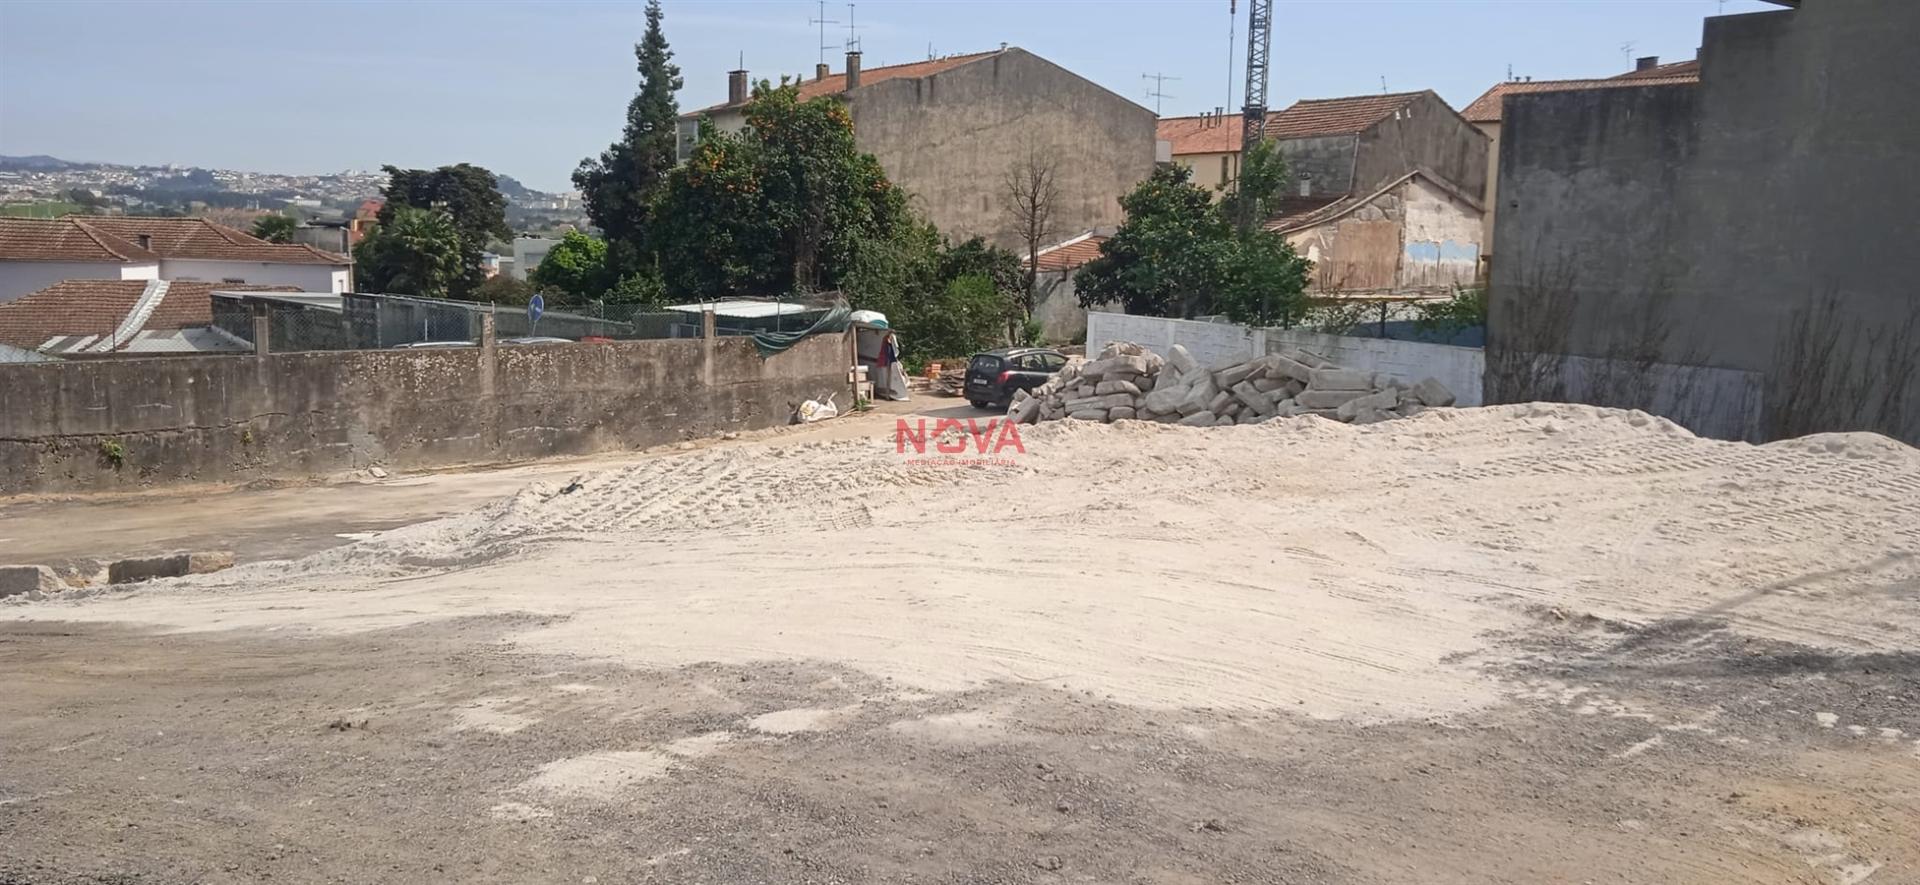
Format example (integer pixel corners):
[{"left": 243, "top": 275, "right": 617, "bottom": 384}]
[
  {"left": 845, "top": 2, "right": 861, "bottom": 52},
  {"left": 1142, "top": 72, "right": 1180, "bottom": 115},
  {"left": 809, "top": 0, "right": 839, "bottom": 65}
]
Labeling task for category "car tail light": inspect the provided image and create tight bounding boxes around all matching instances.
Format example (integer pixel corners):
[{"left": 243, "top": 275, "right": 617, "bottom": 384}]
[{"left": 996, "top": 370, "right": 1013, "bottom": 384}]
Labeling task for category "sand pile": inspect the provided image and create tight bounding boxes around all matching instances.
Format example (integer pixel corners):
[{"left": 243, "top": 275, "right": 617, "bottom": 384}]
[
  {"left": 1010, "top": 340, "right": 1454, "bottom": 426},
  {"left": 10, "top": 404, "right": 1918, "bottom": 721}
]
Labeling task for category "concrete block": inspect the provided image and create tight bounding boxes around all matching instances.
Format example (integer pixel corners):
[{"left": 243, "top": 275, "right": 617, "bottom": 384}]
[
  {"left": 1252, "top": 376, "right": 1287, "bottom": 393},
  {"left": 1219, "top": 400, "right": 1242, "bottom": 417},
  {"left": 1134, "top": 374, "right": 1157, "bottom": 393},
  {"left": 1068, "top": 409, "right": 1108, "bottom": 421},
  {"left": 1009, "top": 397, "right": 1042, "bottom": 424},
  {"left": 1263, "top": 354, "right": 1316, "bottom": 382},
  {"left": 1152, "top": 411, "right": 1182, "bottom": 424},
  {"left": 1207, "top": 390, "right": 1232, "bottom": 415},
  {"left": 1302, "top": 408, "right": 1342, "bottom": 420},
  {"left": 1176, "top": 410, "right": 1218, "bottom": 427},
  {"left": 1214, "top": 362, "right": 1256, "bottom": 389},
  {"left": 1336, "top": 390, "right": 1401, "bottom": 421},
  {"left": 1214, "top": 413, "right": 1237, "bottom": 426},
  {"left": 1166, "top": 344, "right": 1201, "bottom": 378},
  {"left": 1285, "top": 379, "right": 1307, "bottom": 398},
  {"left": 1141, "top": 383, "right": 1187, "bottom": 415},
  {"left": 1082, "top": 354, "right": 1149, "bottom": 380},
  {"left": 1231, "top": 381, "right": 1277, "bottom": 417},
  {"left": 1293, "top": 349, "right": 1333, "bottom": 368},
  {"left": 1412, "top": 377, "right": 1457, "bottom": 407},
  {"left": 1350, "top": 407, "right": 1395, "bottom": 425},
  {"left": 1108, "top": 406, "right": 1137, "bottom": 421},
  {"left": 1098, "top": 341, "right": 1145, "bottom": 358},
  {"left": 1, "top": 565, "right": 63, "bottom": 598},
  {"left": 1176, "top": 376, "right": 1218, "bottom": 416},
  {"left": 1094, "top": 379, "right": 1142, "bottom": 396},
  {"left": 1296, "top": 389, "right": 1366, "bottom": 409},
  {"left": 108, "top": 551, "right": 235, "bottom": 585},
  {"left": 1309, "top": 367, "right": 1373, "bottom": 390}
]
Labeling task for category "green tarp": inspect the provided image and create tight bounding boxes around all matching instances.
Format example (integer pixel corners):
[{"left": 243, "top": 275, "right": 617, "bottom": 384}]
[{"left": 751, "top": 303, "right": 852, "bottom": 357}]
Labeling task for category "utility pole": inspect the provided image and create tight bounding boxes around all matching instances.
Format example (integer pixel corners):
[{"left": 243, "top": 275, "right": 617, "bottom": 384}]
[
  {"left": 809, "top": 0, "right": 839, "bottom": 66},
  {"left": 1238, "top": 0, "right": 1273, "bottom": 231},
  {"left": 1141, "top": 72, "right": 1181, "bottom": 116}
]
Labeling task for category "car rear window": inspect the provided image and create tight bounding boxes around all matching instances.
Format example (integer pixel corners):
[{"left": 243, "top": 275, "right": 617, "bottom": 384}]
[{"left": 970, "top": 355, "right": 1003, "bottom": 373}]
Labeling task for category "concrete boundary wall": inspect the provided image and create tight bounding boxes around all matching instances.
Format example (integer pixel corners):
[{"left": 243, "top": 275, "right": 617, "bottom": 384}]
[
  {"left": 0, "top": 334, "right": 849, "bottom": 496},
  {"left": 1087, "top": 312, "right": 1486, "bottom": 406}
]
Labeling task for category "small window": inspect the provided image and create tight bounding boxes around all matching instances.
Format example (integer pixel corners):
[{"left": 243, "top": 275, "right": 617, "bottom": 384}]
[
  {"left": 1220, "top": 155, "right": 1230, "bottom": 185},
  {"left": 1012, "top": 354, "right": 1042, "bottom": 371},
  {"left": 1039, "top": 353, "right": 1067, "bottom": 371},
  {"left": 222, "top": 277, "right": 246, "bottom": 284}
]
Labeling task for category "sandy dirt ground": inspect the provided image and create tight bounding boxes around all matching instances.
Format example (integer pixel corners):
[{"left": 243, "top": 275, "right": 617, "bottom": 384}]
[{"left": 4, "top": 404, "right": 1918, "bottom": 884}]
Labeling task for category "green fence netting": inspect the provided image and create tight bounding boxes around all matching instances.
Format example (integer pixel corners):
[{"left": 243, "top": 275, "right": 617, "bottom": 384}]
[{"left": 751, "top": 303, "right": 852, "bottom": 357}]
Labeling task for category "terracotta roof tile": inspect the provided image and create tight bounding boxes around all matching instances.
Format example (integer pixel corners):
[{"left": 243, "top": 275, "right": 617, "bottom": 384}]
[
  {"left": 1026, "top": 234, "right": 1107, "bottom": 273},
  {"left": 1615, "top": 59, "right": 1700, "bottom": 80},
  {"left": 69, "top": 216, "right": 350, "bottom": 265},
  {"left": 0, "top": 279, "right": 293, "bottom": 352},
  {"left": 0, "top": 217, "right": 157, "bottom": 263},
  {"left": 1157, "top": 114, "right": 1243, "bottom": 156},
  {"left": 1462, "top": 74, "right": 1698, "bottom": 123},
  {"left": 686, "top": 50, "right": 1001, "bottom": 115},
  {"left": 1266, "top": 91, "right": 1427, "bottom": 139}
]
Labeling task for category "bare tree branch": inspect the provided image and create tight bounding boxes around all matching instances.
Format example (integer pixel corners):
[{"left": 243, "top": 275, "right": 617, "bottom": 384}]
[{"left": 1002, "top": 137, "right": 1062, "bottom": 330}]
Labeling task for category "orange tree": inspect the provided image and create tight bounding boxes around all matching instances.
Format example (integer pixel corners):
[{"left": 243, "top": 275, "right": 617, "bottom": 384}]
[{"left": 653, "top": 82, "right": 905, "bottom": 297}]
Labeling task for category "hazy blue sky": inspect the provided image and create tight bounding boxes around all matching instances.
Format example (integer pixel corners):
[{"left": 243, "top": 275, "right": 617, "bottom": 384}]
[{"left": 0, "top": 0, "right": 1779, "bottom": 191}]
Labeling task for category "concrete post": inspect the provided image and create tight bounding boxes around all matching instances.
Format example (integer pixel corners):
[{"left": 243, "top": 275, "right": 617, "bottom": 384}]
[
  {"left": 251, "top": 302, "right": 271, "bottom": 356},
  {"left": 701, "top": 306, "right": 717, "bottom": 387},
  {"left": 479, "top": 313, "right": 497, "bottom": 397}
]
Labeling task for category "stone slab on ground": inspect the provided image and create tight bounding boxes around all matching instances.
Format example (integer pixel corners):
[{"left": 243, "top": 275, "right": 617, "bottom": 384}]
[
  {"left": 108, "top": 551, "right": 237, "bottom": 585},
  {"left": 1, "top": 565, "right": 63, "bottom": 598}
]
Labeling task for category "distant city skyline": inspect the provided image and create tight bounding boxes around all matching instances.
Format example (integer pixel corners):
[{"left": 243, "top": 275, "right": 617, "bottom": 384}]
[{"left": 0, "top": 0, "right": 1780, "bottom": 192}]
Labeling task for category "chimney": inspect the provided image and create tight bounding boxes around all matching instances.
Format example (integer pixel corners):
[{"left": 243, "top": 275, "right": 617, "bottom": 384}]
[
  {"left": 845, "top": 50, "right": 861, "bottom": 91},
  {"left": 727, "top": 68, "right": 748, "bottom": 105},
  {"left": 816, "top": 62, "right": 830, "bottom": 81},
  {"left": 1635, "top": 55, "right": 1660, "bottom": 71}
]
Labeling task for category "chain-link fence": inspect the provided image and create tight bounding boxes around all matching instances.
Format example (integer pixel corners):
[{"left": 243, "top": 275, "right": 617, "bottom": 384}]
[{"left": 208, "top": 292, "right": 840, "bottom": 353}]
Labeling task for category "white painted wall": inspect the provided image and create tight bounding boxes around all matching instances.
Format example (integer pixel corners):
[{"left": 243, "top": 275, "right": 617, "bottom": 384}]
[
  {"left": 159, "top": 259, "right": 348, "bottom": 294},
  {"left": 0, "top": 259, "right": 159, "bottom": 303},
  {"left": 1398, "top": 176, "right": 1481, "bottom": 289},
  {"left": 1088, "top": 312, "right": 1487, "bottom": 406},
  {"left": 510, "top": 238, "right": 559, "bottom": 281}
]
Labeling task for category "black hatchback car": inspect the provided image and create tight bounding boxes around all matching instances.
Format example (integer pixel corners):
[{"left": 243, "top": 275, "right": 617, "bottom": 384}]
[{"left": 963, "top": 347, "right": 1068, "bottom": 409}]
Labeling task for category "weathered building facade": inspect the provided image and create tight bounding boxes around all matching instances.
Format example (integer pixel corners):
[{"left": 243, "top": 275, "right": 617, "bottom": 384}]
[
  {"left": 1489, "top": 0, "right": 1920, "bottom": 443},
  {"left": 1462, "top": 60, "right": 1700, "bottom": 265},
  {"left": 1260, "top": 91, "right": 1489, "bottom": 295},
  {"left": 681, "top": 48, "right": 1156, "bottom": 250}
]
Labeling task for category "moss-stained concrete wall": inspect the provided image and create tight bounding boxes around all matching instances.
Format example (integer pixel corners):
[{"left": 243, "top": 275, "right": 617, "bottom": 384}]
[{"left": 0, "top": 334, "right": 849, "bottom": 495}]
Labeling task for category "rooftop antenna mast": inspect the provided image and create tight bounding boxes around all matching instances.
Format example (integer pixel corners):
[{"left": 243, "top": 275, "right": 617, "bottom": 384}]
[
  {"left": 845, "top": 2, "right": 861, "bottom": 52},
  {"left": 809, "top": 0, "right": 839, "bottom": 65},
  {"left": 1238, "top": 0, "right": 1273, "bottom": 230},
  {"left": 1226, "top": 0, "right": 1238, "bottom": 118},
  {"left": 1141, "top": 72, "right": 1180, "bottom": 116}
]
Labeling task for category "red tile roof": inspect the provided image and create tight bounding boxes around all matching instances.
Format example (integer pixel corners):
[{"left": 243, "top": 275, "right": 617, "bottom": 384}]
[
  {"left": 1, "top": 216, "right": 348, "bottom": 266},
  {"left": 1266, "top": 91, "right": 1427, "bottom": 139},
  {"left": 69, "top": 216, "right": 350, "bottom": 265},
  {"left": 1157, "top": 114, "right": 1243, "bottom": 156},
  {"left": 1026, "top": 233, "right": 1107, "bottom": 272},
  {"left": 1462, "top": 74, "right": 1699, "bottom": 123},
  {"left": 687, "top": 50, "right": 1002, "bottom": 115},
  {"left": 0, "top": 279, "right": 293, "bottom": 351},
  {"left": 1615, "top": 59, "right": 1700, "bottom": 80},
  {"left": 0, "top": 217, "right": 157, "bottom": 263}
]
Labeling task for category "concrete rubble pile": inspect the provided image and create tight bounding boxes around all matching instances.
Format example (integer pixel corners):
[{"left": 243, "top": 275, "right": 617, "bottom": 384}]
[{"left": 1007, "top": 341, "right": 1455, "bottom": 427}]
